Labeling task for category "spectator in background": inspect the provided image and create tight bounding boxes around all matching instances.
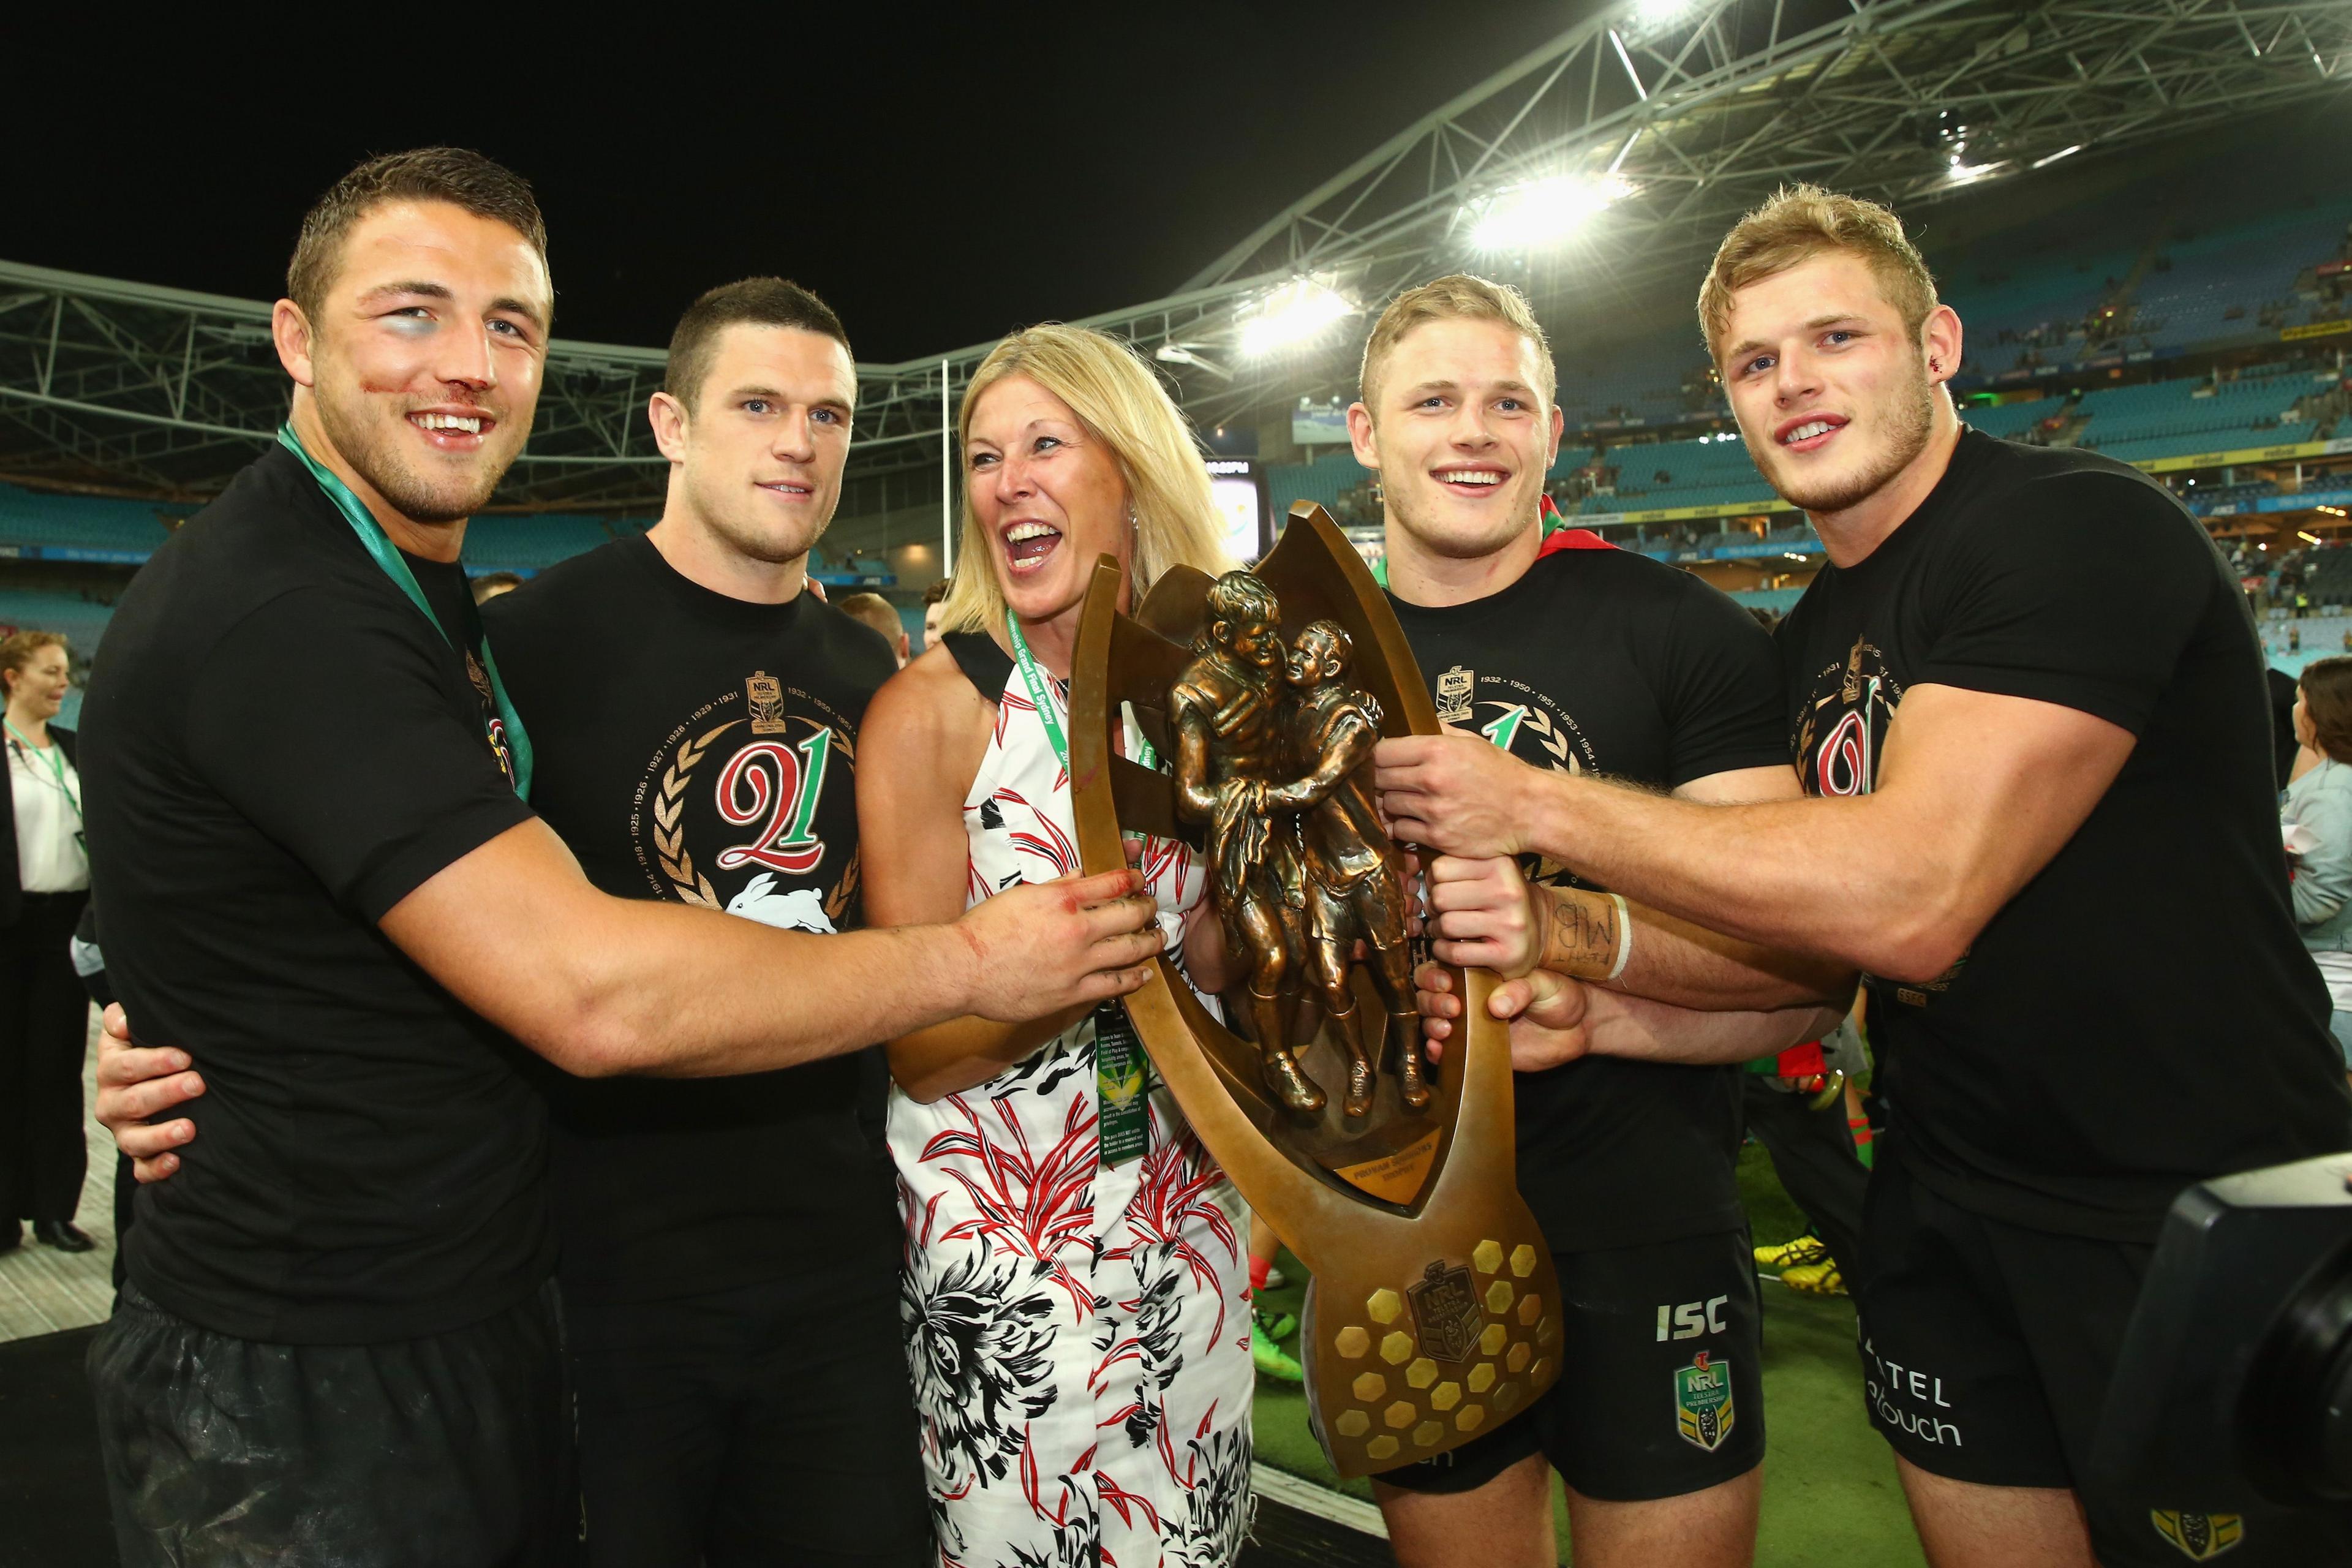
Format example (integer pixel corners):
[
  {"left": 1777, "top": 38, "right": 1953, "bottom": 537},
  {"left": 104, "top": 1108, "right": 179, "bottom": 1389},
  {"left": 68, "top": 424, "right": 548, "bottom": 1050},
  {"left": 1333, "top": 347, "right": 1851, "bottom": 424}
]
[
  {"left": 835, "top": 590, "right": 908, "bottom": 665},
  {"left": 920, "top": 578, "right": 948, "bottom": 652},
  {"left": 0, "top": 630, "right": 93, "bottom": 1254},
  {"left": 2283, "top": 656, "right": 2352, "bottom": 1072},
  {"left": 470, "top": 570, "right": 524, "bottom": 604}
]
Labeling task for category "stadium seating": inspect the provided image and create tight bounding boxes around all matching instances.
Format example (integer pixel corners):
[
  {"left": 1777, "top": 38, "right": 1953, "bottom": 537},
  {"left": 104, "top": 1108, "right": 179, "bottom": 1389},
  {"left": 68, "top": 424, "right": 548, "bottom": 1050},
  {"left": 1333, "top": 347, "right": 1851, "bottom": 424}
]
[
  {"left": 1960, "top": 395, "right": 2065, "bottom": 440},
  {"left": 1555, "top": 338, "right": 1718, "bottom": 429},
  {"left": 0, "top": 484, "right": 185, "bottom": 556},
  {"left": 462, "top": 513, "right": 626, "bottom": 571},
  {"left": 1266, "top": 449, "right": 1366, "bottom": 515},
  {"left": 1587, "top": 435, "right": 1766, "bottom": 511},
  {"left": 2130, "top": 208, "right": 2350, "bottom": 349},
  {"left": 0, "top": 588, "right": 115, "bottom": 653}
]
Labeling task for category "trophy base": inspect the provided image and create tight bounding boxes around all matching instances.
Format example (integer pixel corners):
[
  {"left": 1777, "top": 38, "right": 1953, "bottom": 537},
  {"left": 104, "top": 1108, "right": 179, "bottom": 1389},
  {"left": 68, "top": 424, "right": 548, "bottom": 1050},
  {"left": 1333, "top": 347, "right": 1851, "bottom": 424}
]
[{"left": 1297, "top": 1213, "right": 1563, "bottom": 1479}]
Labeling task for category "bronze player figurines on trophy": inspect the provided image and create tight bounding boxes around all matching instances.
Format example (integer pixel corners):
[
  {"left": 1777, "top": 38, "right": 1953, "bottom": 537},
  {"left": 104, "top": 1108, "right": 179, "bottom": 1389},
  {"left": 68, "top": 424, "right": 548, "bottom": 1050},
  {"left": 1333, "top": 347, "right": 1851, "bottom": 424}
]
[
  {"left": 1270, "top": 620, "right": 1429, "bottom": 1119},
  {"left": 1169, "top": 573, "right": 1326, "bottom": 1114},
  {"left": 1171, "top": 587, "right": 1428, "bottom": 1121},
  {"left": 1067, "top": 502, "right": 1562, "bottom": 1479}
]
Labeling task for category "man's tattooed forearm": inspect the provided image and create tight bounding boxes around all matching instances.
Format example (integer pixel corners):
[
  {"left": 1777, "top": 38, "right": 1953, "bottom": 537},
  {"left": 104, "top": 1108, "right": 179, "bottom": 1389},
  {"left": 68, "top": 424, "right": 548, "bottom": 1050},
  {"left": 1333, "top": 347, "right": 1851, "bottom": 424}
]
[{"left": 1542, "top": 889, "right": 1619, "bottom": 979}]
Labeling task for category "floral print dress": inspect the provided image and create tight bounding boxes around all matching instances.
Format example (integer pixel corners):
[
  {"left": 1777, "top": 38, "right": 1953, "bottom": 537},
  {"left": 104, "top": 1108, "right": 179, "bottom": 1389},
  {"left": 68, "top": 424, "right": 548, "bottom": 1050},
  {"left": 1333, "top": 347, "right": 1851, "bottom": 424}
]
[{"left": 888, "top": 650, "right": 1254, "bottom": 1568}]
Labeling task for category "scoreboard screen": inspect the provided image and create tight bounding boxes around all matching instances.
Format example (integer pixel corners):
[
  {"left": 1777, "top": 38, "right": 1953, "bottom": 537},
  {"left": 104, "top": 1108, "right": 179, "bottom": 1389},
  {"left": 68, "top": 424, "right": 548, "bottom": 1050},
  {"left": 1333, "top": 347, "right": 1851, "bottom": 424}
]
[{"left": 1206, "top": 458, "right": 1269, "bottom": 564}]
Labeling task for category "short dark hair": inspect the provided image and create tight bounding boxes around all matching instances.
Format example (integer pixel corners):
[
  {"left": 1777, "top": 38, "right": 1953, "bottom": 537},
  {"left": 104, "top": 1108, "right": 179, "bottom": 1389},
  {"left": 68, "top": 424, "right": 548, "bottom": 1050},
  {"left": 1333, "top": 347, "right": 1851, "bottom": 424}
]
[
  {"left": 922, "top": 579, "right": 950, "bottom": 607},
  {"left": 287, "top": 148, "right": 548, "bottom": 319},
  {"left": 665, "top": 277, "right": 853, "bottom": 413}
]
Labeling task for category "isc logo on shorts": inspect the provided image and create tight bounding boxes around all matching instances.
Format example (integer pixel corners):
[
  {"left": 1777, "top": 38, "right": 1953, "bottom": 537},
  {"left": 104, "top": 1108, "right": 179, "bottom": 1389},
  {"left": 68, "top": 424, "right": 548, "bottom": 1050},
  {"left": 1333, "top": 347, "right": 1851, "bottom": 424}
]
[{"left": 1654, "top": 1297, "right": 1729, "bottom": 1341}]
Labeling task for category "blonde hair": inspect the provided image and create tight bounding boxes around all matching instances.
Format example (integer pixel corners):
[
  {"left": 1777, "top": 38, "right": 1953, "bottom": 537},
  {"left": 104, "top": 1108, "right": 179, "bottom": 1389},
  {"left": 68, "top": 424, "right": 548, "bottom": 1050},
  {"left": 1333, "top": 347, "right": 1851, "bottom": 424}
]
[
  {"left": 937, "top": 325, "right": 1232, "bottom": 635},
  {"left": 1697, "top": 184, "right": 1939, "bottom": 361},
  {"left": 1359, "top": 274, "right": 1556, "bottom": 413}
]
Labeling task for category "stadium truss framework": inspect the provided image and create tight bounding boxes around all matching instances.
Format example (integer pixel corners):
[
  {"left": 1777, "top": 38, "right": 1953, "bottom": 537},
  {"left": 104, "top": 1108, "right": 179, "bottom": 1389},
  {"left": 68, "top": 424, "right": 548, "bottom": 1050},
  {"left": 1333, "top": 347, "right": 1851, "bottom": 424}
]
[{"left": 3, "top": 0, "right": 2348, "bottom": 510}]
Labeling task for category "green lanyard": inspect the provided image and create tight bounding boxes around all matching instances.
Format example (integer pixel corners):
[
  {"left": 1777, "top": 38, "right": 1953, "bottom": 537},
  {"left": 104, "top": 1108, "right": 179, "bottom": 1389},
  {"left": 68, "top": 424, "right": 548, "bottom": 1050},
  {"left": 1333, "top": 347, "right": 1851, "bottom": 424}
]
[
  {"left": 4, "top": 722, "right": 80, "bottom": 823},
  {"left": 1004, "top": 606, "right": 1159, "bottom": 1165},
  {"left": 1003, "top": 608, "right": 1156, "bottom": 772},
  {"left": 276, "top": 424, "right": 533, "bottom": 799}
]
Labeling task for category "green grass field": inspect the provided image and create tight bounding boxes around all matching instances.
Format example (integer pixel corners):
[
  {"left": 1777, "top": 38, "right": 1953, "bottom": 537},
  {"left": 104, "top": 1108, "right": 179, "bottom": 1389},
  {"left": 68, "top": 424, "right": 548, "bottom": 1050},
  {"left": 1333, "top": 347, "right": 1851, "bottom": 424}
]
[{"left": 1249, "top": 1142, "right": 1926, "bottom": 1566}]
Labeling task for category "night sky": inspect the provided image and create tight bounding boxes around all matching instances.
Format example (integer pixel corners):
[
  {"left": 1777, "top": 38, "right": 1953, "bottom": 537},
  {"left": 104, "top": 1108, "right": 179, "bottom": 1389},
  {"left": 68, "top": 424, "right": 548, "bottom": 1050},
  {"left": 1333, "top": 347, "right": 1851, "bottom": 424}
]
[{"left": 2, "top": 7, "right": 1589, "bottom": 362}]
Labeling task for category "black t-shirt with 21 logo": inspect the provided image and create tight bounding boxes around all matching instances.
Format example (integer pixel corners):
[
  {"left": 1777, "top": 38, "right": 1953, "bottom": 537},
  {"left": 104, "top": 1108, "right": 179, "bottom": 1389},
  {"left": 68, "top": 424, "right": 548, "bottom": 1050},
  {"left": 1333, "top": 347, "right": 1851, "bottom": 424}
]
[
  {"left": 484, "top": 533, "right": 901, "bottom": 1305},
  {"left": 1778, "top": 427, "right": 2352, "bottom": 1242}
]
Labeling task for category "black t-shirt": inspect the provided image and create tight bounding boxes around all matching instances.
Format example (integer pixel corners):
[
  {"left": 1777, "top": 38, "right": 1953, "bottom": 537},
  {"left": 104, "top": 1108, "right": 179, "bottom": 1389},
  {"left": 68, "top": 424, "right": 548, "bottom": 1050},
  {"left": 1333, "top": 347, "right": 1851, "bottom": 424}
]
[
  {"left": 1779, "top": 427, "right": 2352, "bottom": 1242},
  {"left": 1390, "top": 543, "right": 1789, "bottom": 1253},
  {"left": 80, "top": 444, "right": 543, "bottom": 1344},
  {"left": 483, "top": 534, "right": 901, "bottom": 1305}
]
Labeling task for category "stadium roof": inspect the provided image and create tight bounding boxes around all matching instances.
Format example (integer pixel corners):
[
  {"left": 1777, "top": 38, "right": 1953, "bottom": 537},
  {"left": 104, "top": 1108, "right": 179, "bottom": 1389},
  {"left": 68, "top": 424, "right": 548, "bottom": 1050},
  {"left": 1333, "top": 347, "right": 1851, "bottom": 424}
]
[{"left": 3, "top": 0, "right": 2347, "bottom": 510}]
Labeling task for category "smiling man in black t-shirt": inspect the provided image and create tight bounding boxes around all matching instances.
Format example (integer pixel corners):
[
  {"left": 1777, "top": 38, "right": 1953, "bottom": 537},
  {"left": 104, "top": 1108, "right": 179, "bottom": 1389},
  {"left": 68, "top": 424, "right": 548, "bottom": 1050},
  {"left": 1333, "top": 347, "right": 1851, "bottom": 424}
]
[
  {"left": 481, "top": 279, "right": 929, "bottom": 1567},
  {"left": 1345, "top": 276, "right": 1848, "bottom": 1568},
  {"left": 1379, "top": 190, "right": 2352, "bottom": 1567},
  {"left": 79, "top": 154, "right": 1163, "bottom": 1568}
]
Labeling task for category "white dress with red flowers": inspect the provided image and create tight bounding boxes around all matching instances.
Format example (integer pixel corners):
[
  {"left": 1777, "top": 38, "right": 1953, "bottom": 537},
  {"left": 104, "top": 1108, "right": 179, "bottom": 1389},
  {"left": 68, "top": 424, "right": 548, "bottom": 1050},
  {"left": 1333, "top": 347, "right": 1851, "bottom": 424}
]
[{"left": 887, "top": 655, "right": 1254, "bottom": 1568}]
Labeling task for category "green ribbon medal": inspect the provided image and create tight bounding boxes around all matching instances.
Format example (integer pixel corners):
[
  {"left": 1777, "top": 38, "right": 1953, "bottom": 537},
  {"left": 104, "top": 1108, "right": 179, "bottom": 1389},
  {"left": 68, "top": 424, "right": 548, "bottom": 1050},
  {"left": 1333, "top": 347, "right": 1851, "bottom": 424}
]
[
  {"left": 1005, "top": 607, "right": 1158, "bottom": 1167},
  {"left": 276, "top": 424, "right": 533, "bottom": 799}
]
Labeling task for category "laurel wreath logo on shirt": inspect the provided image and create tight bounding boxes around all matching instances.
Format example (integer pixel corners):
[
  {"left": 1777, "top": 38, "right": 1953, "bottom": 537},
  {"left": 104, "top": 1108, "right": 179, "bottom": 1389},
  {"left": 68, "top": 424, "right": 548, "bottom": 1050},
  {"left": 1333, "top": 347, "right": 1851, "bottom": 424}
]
[
  {"left": 655, "top": 720, "right": 734, "bottom": 906},
  {"left": 651, "top": 717, "right": 861, "bottom": 922}
]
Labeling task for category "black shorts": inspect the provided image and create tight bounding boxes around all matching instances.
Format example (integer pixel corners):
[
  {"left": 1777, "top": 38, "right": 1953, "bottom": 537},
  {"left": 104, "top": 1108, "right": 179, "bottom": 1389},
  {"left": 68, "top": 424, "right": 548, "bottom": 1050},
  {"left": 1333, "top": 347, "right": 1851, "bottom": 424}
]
[
  {"left": 1375, "top": 1226, "right": 1763, "bottom": 1502},
  {"left": 89, "top": 1281, "right": 579, "bottom": 1568},
  {"left": 568, "top": 1271, "right": 928, "bottom": 1568},
  {"left": 1855, "top": 1144, "right": 2352, "bottom": 1567}
]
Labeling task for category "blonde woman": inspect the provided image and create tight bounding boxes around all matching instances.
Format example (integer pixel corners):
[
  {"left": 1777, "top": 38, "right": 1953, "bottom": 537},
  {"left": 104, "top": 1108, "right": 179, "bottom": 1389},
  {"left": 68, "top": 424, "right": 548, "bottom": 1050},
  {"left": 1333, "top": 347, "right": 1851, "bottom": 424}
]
[{"left": 860, "top": 325, "right": 1252, "bottom": 1567}]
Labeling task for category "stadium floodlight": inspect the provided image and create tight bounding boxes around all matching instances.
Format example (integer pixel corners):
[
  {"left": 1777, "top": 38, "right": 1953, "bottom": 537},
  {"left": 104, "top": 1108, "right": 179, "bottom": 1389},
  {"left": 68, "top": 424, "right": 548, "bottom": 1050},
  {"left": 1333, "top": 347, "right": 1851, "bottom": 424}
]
[
  {"left": 1469, "top": 174, "right": 1636, "bottom": 252},
  {"left": 1237, "top": 277, "right": 1357, "bottom": 360},
  {"left": 2032, "top": 144, "right": 2085, "bottom": 170},
  {"left": 1621, "top": 0, "right": 1699, "bottom": 45}
]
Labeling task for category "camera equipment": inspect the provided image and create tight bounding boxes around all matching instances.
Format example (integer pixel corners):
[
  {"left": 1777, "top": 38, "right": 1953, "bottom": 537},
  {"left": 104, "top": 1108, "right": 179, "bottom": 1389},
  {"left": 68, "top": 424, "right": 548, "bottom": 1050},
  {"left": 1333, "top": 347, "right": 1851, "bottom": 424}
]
[{"left": 2092, "top": 1150, "right": 2352, "bottom": 1514}]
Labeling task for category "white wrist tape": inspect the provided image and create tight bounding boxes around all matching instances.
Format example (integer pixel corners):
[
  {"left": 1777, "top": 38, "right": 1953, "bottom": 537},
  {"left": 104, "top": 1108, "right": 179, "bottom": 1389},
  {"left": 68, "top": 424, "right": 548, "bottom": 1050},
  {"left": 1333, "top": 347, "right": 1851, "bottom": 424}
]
[{"left": 1605, "top": 894, "right": 1632, "bottom": 983}]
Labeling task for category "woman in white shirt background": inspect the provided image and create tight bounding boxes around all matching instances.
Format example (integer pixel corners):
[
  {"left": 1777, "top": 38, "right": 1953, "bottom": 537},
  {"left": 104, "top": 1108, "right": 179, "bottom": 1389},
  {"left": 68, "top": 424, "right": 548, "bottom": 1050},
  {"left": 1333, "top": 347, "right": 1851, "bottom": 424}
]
[{"left": 0, "top": 630, "right": 94, "bottom": 1254}]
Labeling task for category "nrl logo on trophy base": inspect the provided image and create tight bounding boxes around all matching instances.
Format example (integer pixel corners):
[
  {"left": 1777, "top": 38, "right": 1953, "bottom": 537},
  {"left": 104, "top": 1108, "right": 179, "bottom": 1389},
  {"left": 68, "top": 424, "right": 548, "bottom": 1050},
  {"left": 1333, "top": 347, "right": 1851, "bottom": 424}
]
[{"left": 1068, "top": 502, "right": 1561, "bottom": 1478}]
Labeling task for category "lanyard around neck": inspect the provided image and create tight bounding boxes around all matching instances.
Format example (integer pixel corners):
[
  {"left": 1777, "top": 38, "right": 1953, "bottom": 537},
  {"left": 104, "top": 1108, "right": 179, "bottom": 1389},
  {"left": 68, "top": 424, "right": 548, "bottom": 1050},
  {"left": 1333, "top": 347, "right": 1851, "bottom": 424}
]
[
  {"left": 4, "top": 722, "right": 78, "bottom": 821},
  {"left": 276, "top": 424, "right": 533, "bottom": 799},
  {"left": 1003, "top": 608, "right": 1156, "bottom": 774}
]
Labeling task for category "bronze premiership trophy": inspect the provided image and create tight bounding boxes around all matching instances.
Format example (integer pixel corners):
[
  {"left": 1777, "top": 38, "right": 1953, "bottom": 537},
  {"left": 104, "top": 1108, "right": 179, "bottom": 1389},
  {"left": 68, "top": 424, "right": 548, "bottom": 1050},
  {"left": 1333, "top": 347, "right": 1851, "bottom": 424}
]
[{"left": 1068, "top": 501, "right": 1561, "bottom": 1479}]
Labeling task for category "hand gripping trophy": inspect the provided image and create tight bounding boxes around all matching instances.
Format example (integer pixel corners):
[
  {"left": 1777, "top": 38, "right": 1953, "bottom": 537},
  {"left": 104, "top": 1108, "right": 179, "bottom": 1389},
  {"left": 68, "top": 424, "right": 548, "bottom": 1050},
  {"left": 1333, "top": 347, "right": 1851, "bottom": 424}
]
[{"left": 1067, "top": 502, "right": 1562, "bottom": 1479}]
